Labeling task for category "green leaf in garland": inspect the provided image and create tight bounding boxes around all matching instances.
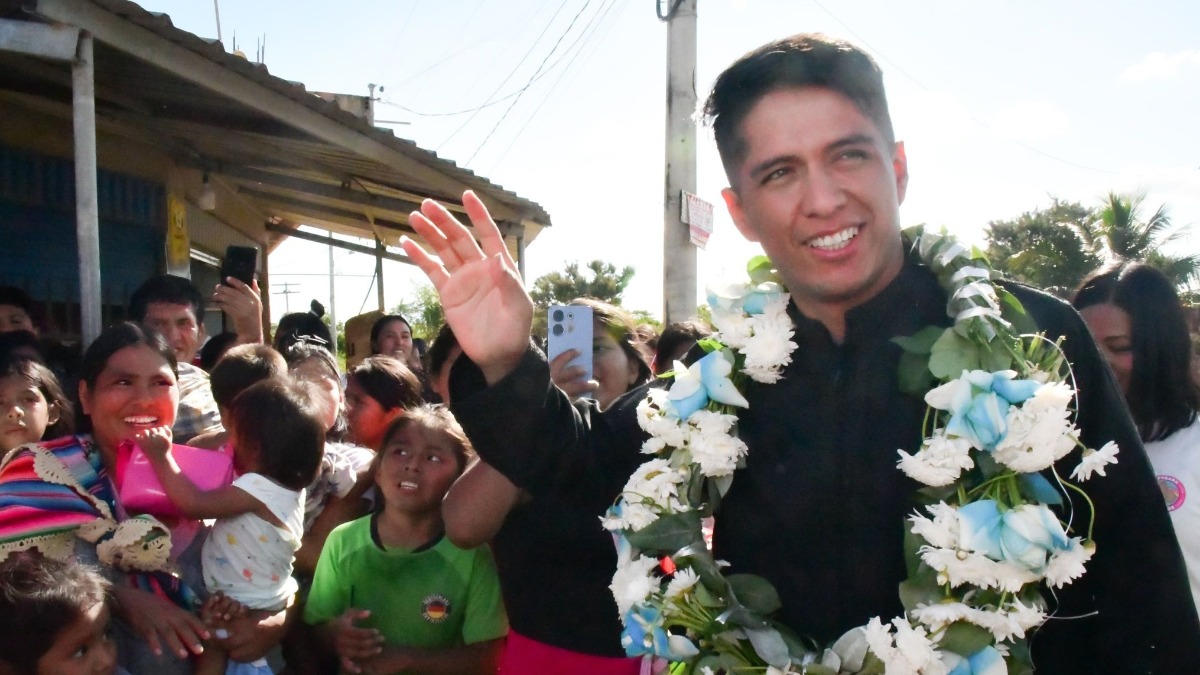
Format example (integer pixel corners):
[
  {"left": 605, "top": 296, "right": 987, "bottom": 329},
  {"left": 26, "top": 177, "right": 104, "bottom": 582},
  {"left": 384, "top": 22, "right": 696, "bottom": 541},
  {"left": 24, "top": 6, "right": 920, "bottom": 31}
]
[
  {"left": 1005, "top": 639, "right": 1036, "bottom": 675},
  {"left": 898, "top": 350, "right": 936, "bottom": 396},
  {"left": 743, "top": 625, "right": 791, "bottom": 668},
  {"left": 980, "top": 337, "right": 1016, "bottom": 372},
  {"left": 893, "top": 325, "right": 945, "bottom": 355},
  {"left": 938, "top": 621, "right": 994, "bottom": 656},
  {"left": 997, "top": 287, "right": 1038, "bottom": 337},
  {"left": 804, "top": 665, "right": 839, "bottom": 675},
  {"left": 929, "top": 329, "right": 982, "bottom": 379},
  {"left": 898, "top": 577, "right": 942, "bottom": 613},
  {"left": 746, "top": 255, "right": 774, "bottom": 284},
  {"left": 624, "top": 511, "right": 703, "bottom": 552},
  {"left": 858, "top": 651, "right": 888, "bottom": 675},
  {"left": 727, "top": 573, "right": 783, "bottom": 615},
  {"left": 696, "top": 337, "right": 724, "bottom": 354}
]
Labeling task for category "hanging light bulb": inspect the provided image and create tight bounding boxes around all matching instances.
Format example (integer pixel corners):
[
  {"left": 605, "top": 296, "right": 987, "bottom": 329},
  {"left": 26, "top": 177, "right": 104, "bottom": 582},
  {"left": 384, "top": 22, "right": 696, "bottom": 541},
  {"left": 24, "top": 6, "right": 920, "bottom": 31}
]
[{"left": 198, "top": 172, "right": 217, "bottom": 211}]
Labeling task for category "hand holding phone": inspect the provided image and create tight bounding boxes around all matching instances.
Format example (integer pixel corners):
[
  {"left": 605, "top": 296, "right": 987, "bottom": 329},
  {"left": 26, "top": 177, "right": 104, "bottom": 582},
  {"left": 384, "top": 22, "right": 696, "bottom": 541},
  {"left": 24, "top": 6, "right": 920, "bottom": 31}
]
[
  {"left": 547, "top": 305, "right": 594, "bottom": 399},
  {"left": 220, "top": 245, "right": 258, "bottom": 286}
]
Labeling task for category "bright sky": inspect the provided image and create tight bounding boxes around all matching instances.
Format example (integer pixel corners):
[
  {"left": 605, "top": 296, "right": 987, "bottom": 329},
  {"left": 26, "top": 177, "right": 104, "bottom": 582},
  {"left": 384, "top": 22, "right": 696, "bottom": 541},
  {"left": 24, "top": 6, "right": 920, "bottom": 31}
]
[{"left": 137, "top": 0, "right": 1200, "bottom": 325}]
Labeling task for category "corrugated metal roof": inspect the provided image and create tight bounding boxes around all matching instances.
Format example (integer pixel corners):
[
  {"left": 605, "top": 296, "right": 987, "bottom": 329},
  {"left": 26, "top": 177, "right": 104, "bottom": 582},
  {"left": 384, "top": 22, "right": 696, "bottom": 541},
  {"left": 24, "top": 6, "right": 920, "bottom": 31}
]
[{"left": 89, "top": 0, "right": 551, "bottom": 225}]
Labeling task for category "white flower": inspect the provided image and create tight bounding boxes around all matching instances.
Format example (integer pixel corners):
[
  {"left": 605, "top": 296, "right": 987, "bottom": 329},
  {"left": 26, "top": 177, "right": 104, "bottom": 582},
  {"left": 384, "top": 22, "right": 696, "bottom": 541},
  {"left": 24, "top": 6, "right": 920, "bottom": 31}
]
[
  {"left": 740, "top": 305, "right": 796, "bottom": 384},
  {"left": 909, "top": 502, "right": 960, "bottom": 549},
  {"left": 711, "top": 308, "right": 753, "bottom": 348},
  {"left": 1025, "top": 380, "right": 1073, "bottom": 411},
  {"left": 665, "top": 567, "right": 699, "bottom": 599},
  {"left": 1043, "top": 537, "right": 1094, "bottom": 588},
  {"left": 1071, "top": 441, "right": 1119, "bottom": 481},
  {"left": 623, "top": 459, "right": 687, "bottom": 507},
  {"left": 640, "top": 436, "right": 667, "bottom": 456},
  {"left": 898, "top": 433, "right": 975, "bottom": 486},
  {"left": 611, "top": 555, "right": 659, "bottom": 615},
  {"left": 687, "top": 426, "right": 747, "bottom": 477},
  {"left": 912, "top": 599, "right": 1045, "bottom": 643},
  {"left": 919, "top": 546, "right": 1039, "bottom": 593},
  {"left": 864, "top": 617, "right": 946, "bottom": 675},
  {"left": 991, "top": 402, "right": 1077, "bottom": 473}
]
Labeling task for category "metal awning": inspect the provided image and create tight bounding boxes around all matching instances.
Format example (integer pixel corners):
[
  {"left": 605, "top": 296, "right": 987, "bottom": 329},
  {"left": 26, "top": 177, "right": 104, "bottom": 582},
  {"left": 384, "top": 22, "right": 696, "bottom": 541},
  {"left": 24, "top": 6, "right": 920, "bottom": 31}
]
[{"left": 0, "top": 0, "right": 551, "bottom": 260}]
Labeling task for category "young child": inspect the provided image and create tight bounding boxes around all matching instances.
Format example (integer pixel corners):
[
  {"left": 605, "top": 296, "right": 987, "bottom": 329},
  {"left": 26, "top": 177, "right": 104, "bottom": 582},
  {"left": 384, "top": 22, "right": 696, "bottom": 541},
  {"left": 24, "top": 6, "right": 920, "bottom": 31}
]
[
  {"left": 188, "top": 344, "right": 289, "bottom": 451},
  {"left": 0, "top": 554, "right": 119, "bottom": 675},
  {"left": 304, "top": 405, "right": 507, "bottom": 675},
  {"left": 343, "top": 356, "right": 423, "bottom": 451},
  {"left": 0, "top": 357, "right": 72, "bottom": 455},
  {"left": 136, "top": 377, "right": 326, "bottom": 675}
]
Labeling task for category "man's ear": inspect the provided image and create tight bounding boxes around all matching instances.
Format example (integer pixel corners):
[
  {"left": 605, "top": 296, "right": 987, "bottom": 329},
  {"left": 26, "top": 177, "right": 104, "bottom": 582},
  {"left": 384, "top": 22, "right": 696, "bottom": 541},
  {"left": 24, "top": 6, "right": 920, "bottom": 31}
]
[
  {"left": 78, "top": 381, "right": 92, "bottom": 417},
  {"left": 892, "top": 141, "right": 909, "bottom": 205},
  {"left": 721, "top": 187, "right": 760, "bottom": 243}
]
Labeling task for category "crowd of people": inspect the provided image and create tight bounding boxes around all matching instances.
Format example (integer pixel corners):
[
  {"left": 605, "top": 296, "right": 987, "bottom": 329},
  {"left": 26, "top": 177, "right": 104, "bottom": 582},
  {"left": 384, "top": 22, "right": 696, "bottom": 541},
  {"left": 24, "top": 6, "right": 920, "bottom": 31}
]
[{"left": 0, "top": 30, "right": 1198, "bottom": 675}]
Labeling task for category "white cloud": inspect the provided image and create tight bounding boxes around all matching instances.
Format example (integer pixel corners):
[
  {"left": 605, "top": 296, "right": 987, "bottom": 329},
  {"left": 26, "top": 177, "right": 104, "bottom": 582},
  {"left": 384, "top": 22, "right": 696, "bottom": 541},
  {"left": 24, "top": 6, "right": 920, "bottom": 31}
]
[
  {"left": 1121, "top": 50, "right": 1200, "bottom": 81},
  {"left": 986, "top": 101, "right": 1070, "bottom": 143}
]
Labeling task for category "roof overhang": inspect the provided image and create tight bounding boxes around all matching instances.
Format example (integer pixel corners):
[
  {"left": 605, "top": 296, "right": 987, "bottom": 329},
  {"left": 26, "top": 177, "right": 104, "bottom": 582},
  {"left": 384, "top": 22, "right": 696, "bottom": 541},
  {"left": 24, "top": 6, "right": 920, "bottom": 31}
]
[{"left": 0, "top": 0, "right": 550, "bottom": 256}]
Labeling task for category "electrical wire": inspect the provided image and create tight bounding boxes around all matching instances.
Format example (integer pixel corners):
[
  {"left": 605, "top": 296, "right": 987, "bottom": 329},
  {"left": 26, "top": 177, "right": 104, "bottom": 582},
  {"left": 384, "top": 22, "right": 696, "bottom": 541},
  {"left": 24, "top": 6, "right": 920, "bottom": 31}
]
[
  {"left": 437, "top": 0, "right": 572, "bottom": 149},
  {"left": 373, "top": 0, "right": 423, "bottom": 85},
  {"left": 465, "top": 0, "right": 597, "bottom": 164},
  {"left": 485, "top": 0, "right": 625, "bottom": 171}
]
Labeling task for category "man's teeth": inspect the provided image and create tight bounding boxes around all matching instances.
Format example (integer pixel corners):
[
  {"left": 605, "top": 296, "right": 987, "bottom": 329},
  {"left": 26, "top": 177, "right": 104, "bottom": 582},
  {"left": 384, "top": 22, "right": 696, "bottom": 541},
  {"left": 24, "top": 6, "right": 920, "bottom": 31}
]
[
  {"left": 124, "top": 416, "right": 157, "bottom": 424},
  {"left": 400, "top": 481, "right": 418, "bottom": 489},
  {"left": 808, "top": 226, "right": 860, "bottom": 250}
]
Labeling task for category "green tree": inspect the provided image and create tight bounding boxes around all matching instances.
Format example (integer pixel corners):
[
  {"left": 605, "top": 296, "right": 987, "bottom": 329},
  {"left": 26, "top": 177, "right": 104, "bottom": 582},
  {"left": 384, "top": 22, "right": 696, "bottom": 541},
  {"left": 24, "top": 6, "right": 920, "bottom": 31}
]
[
  {"left": 1084, "top": 192, "right": 1199, "bottom": 290},
  {"left": 529, "top": 260, "right": 636, "bottom": 336},
  {"left": 392, "top": 283, "right": 445, "bottom": 340},
  {"left": 985, "top": 198, "right": 1102, "bottom": 298}
]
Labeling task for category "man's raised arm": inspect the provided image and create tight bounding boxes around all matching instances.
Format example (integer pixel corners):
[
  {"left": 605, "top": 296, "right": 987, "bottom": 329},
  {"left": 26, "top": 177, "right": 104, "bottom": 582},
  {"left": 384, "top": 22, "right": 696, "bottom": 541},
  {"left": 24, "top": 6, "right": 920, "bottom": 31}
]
[{"left": 400, "top": 191, "right": 533, "bottom": 386}]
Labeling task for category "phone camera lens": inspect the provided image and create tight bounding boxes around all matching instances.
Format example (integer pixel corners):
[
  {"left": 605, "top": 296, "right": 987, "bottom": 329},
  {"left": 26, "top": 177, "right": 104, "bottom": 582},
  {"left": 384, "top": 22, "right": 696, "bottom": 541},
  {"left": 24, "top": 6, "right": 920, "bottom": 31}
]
[
  {"left": 551, "top": 324, "right": 564, "bottom": 336},
  {"left": 552, "top": 309, "right": 564, "bottom": 322}
]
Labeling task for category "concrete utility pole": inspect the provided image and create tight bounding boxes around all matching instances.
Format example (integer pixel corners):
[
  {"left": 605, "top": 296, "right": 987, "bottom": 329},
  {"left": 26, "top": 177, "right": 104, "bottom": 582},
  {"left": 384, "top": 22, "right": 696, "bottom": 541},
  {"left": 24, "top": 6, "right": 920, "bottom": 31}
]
[
  {"left": 73, "top": 31, "right": 102, "bottom": 346},
  {"left": 662, "top": 0, "right": 697, "bottom": 324}
]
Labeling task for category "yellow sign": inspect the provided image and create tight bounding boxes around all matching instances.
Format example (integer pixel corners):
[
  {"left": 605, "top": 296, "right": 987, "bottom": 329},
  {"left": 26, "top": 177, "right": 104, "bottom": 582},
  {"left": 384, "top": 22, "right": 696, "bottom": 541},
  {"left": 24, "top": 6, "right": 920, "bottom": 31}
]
[{"left": 166, "top": 194, "right": 190, "bottom": 270}]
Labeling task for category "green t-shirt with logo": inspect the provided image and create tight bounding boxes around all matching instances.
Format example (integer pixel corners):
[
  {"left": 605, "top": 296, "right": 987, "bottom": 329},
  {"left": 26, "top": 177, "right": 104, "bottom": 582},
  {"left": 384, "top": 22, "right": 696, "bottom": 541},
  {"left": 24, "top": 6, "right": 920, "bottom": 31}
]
[{"left": 304, "top": 515, "right": 508, "bottom": 648}]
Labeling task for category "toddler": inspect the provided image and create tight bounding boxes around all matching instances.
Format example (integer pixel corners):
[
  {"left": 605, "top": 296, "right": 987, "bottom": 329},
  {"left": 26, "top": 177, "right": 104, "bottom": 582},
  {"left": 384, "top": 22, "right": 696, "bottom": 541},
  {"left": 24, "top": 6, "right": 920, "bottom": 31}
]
[{"left": 137, "top": 377, "right": 325, "bottom": 675}]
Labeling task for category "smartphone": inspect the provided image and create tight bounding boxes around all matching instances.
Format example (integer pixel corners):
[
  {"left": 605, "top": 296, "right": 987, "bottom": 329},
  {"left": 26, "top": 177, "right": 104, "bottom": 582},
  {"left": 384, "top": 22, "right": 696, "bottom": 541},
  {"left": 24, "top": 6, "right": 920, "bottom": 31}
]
[
  {"left": 221, "top": 245, "right": 258, "bottom": 286},
  {"left": 547, "top": 304, "right": 593, "bottom": 390}
]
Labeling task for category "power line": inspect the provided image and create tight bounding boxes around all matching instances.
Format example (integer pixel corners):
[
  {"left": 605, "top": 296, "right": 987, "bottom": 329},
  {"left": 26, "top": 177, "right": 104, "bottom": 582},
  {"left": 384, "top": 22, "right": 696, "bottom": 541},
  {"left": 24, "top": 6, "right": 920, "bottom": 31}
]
[
  {"left": 486, "top": 0, "right": 625, "bottom": 171},
  {"left": 373, "top": 0, "right": 423, "bottom": 85},
  {"left": 436, "top": 0, "right": 572, "bottom": 149},
  {"left": 466, "top": 0, "right": 597, "bottom": 164}
]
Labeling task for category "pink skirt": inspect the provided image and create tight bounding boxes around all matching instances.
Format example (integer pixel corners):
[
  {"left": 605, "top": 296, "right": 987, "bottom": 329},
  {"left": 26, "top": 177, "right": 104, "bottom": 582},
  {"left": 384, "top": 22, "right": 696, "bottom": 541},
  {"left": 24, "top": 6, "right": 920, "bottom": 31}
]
[{"left": 498, "top": 629, "right": 642, "bottom": 675}]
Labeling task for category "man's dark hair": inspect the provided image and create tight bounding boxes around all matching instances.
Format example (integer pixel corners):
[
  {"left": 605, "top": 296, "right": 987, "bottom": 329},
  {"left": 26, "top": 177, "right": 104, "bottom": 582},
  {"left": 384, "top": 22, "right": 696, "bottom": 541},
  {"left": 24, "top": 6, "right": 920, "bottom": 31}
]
[
  {"left": 702, "top": 33, "right": 894, "bottom": 186},
  {"left": 0, "top": 555, "right": 111, "bottom": 673},
  {"left": 129, "top": 274, "right": 205, "bottom": 322},
  {"left": 227, "top": 377, "right": 325, "bottom": 490},
  {"left": 1073, "top": 262, "right": 1200, "bottom": 442},
  {"left": 347, "top": 355, "right": 423, "bottom": 412},
  {"left": 210, "top": 343, "right": 288, "bottom": 410}
]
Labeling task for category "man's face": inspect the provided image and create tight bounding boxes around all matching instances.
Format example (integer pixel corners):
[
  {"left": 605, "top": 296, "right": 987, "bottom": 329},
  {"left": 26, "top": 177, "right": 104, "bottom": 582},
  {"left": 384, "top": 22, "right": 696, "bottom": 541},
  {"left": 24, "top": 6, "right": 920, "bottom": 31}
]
[
  {"left": 141, "top": 301, "right": 203, "bottom": 364},
  {"left": 0, "top": 303, "right": 35, "bottom": 334},
  {"left": 721, "top": 87, "right": 909, "bottom": 325}
]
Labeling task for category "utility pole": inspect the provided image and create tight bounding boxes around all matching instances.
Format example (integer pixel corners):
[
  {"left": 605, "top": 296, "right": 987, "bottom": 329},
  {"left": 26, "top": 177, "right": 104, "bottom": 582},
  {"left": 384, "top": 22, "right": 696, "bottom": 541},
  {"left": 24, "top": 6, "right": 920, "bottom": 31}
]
[
  {"left": 274, "top": 281, "right": 299, "bottom": 314},
  {"left": 661, "top": 0, "right": 697, "bottom": 324},
  {"left": 328, "top": 230, "right": 338, "bottom": 351}
]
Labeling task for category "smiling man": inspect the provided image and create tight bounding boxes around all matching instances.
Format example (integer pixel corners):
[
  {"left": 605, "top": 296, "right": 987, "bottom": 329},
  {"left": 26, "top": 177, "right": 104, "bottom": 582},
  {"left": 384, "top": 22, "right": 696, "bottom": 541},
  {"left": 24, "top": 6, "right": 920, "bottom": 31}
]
[{"left": 400, "top": 33, "right": 1200, "bottom": 673}]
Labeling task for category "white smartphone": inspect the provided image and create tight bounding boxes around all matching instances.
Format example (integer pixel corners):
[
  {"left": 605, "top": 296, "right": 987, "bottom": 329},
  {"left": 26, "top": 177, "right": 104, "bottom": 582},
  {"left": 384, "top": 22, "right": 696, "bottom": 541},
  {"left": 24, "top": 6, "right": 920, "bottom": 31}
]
[{"left": 547, "top": 304, "right": 593, "bottom": 390}]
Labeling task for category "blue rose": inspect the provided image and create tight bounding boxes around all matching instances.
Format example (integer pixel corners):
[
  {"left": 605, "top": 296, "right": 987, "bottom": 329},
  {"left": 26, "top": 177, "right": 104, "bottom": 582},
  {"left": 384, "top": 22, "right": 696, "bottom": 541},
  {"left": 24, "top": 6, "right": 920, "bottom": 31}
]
[
  {"left": 944, "top": 646, "right": 1006, "bottom": 675},
  {"left": 958, "top": 500, "right": 1070, "bottom": 572},
  {"left": 667, "top": 350, "right": 749, "bottom": 420}
]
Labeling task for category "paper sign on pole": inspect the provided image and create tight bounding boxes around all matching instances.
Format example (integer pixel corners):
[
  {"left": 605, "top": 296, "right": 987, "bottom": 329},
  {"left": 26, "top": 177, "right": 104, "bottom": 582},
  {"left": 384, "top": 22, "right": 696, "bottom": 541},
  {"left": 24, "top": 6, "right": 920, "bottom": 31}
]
[{"left": 681, "top": 191, "right": 714, "bottom": 249}]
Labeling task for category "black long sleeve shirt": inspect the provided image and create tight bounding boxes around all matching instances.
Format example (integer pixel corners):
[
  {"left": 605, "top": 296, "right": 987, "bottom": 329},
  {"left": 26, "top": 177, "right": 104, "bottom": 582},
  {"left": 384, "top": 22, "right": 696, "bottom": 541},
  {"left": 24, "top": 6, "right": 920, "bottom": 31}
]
[{"left": 452, "top": 260, "right": 1200, "bottom": 672}]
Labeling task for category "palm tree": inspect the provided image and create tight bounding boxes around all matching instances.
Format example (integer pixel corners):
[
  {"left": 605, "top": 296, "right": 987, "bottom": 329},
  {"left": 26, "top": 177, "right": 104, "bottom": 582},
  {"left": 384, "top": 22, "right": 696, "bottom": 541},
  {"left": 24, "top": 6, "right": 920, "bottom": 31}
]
[{"left": 1075, "top": 191, "right": 1199, "bottom": 292}]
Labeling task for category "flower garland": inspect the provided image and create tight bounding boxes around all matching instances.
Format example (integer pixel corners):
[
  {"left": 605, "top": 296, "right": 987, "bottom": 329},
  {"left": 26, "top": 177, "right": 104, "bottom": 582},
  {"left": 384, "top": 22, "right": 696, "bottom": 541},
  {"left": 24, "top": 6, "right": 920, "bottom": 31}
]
[{"left": 601, "top": 227, "right": 1119, "bottom": 675}]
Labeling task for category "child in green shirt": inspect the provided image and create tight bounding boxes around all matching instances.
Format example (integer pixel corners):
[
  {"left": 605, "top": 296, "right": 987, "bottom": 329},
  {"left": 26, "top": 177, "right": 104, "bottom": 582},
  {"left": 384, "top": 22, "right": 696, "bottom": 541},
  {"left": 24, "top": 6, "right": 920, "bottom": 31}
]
[{"left": 305, "top": 405, "right": 507, "bottom": 674}]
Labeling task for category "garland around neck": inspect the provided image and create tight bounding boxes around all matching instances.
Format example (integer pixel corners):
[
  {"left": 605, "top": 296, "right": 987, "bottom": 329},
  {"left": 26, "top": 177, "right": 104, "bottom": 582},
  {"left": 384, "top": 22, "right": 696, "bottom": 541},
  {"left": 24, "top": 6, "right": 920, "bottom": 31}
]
[{"left": 601, "top": 226, "right": 1120, "bottom": 675}]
